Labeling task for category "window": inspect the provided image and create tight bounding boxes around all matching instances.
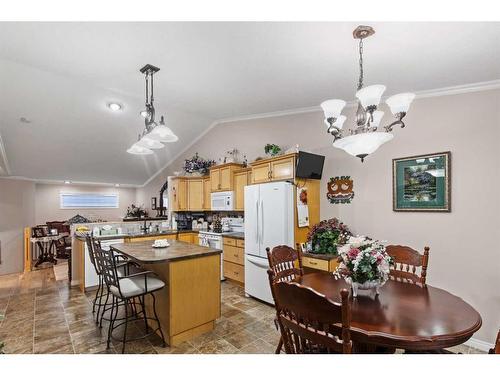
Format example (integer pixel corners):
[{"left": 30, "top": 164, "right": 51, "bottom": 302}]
[{"left": 60, "top": 193, "right": 119, "bottom": 209}]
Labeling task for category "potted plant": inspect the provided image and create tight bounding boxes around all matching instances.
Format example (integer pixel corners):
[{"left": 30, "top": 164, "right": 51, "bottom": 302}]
[
  {"left": 336, "top": 236, "right": 394, "bottom": 297},
  {"left": 183, "top": 153, "right": 215, "bottom": 176},
  {"left": 264, "top": 143, "right": 282, "bottom": 157},
  {"left": 306, "top": 218, "right": 352, "bottom": 255}
]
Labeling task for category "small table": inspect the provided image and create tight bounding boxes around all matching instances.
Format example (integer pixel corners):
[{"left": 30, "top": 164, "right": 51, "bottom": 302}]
[
  {"left": 30, "top": 234, "right": 65, "bottom": 268},
  {"left": 297, "top": 272, "right": 482, "bottom": 351}
]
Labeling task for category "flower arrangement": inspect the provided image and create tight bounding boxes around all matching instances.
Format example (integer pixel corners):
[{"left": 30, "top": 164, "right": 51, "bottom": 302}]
[
  {"left": 336, "top": 236, "right": 394, "bottom": 296},
  {"left": 264, "top": 143, "right": 282, "bottom": 157},
  {"left": 125, "top": 204, "right": 147, "bottom": 218},
  {"left": 183, "top": 153, "right": 215, "bottom": 175},
  {"left": 306, "top": 218, "right": 352, "bottom": 255}
]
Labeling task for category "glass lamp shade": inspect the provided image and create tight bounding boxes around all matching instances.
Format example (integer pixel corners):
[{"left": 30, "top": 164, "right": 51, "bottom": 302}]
[
  {"left": 355, "top": 84, "right": 386, "bottom": 109},
  {"left": 367, "top": 110, "right": 384, "bottom": 128},
  {"left": 148, "top": 124, "right": 179, "bottom": 143},
  {"left": 320, "top": 99, "right": 346, "bottom": 119},
  {"left": 333, "top": 132, "right": 394, "bottom": 161},
  {"left": 136, "top": 135, "right": 165, "bottom": 149},
  {"left": 386, "top": 93, "right": 415, "bottom": 114},
  {"left": 126, "top": 143, "right": 153, "bottom": 155},
  {"left": 324, "top": 115, "right": 347, "bottom": 131}
]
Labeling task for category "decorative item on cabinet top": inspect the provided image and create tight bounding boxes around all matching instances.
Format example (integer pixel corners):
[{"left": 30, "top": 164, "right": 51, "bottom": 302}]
[
  {"left": 327, "top": 176, "right": 355, "bottom": 204},
  {"left": 183, "top": 153, "right": 215, "bottom": 176}
]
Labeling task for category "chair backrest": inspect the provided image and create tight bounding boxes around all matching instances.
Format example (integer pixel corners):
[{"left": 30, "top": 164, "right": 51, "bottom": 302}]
[
  {"left": 84, "top": 234, "right": 100, "bottom": 273},
  {"left": 92, "top": 237, "right": 119, "bottom": 291},
  {"left": 266, "top": 245, "right": 303, "bottom": 284},
  {"left": 271, "top": 280, "right": 352, "bottom": 354},
  {"left": 386, "top": 245, "right": 430, "bottom": 285},
  {"left": 490, "top": 329, "right": 500, "bottom": 354}
]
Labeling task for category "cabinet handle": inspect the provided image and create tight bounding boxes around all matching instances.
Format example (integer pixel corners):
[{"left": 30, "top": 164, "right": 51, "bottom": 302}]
[
  {"left": 234, "top": 272, "right": 239, "bottom": 275},
  {"left": 309, "top": 261, "right": 317, "bottom": 265}
]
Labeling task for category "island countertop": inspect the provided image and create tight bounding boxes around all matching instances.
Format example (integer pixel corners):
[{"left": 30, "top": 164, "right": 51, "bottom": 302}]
[{"left": 110, "top": 239, "right": 221, "bottom": 264}]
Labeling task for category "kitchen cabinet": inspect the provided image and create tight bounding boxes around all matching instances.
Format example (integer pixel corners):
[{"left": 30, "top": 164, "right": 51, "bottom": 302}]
[
  {"left": 203, "top": 177, "right": 211, "bottom": 210},
  {"left": 170, "top": 178, "right": 188, "bottom": 211},
  {"left": 187, "top": 178, "right": 203, "bottom": 211},
  {"left": 210, "top": 163, "right": 243, "bottom": 192},
  {"left": 250, "top": 153, "right": 296, "bottom": 184},
  {"left": 233, "top": 168, "right": 251, "bottom": 211},
  {"left": 127, "top": 234, "right": 176, "bottom": 243},
  {"left": 178, "top": 232, "right": 196, "bottom": 243},
  {"left": 223, "top": 236, "right": 245, "bottom": 284}
]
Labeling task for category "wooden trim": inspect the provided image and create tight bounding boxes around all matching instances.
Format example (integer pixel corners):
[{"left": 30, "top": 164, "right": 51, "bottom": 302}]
[
  {"left": 23, "top": 227, "right": 32, "bottom": 272},
  {"left": 249, "top": 152, "right": 297, "bottom": 167}
]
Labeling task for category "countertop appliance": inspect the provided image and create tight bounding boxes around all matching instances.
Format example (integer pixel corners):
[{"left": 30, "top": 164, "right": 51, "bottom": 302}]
[
  {"left": 244, "top": 181, "right": 294, "bottom": 304},
  {"left": 198, "top": 231, "right": 225, "bottom": 281},
  {"left": 211, "top": 191, "right": 234, "bottom": 211}
]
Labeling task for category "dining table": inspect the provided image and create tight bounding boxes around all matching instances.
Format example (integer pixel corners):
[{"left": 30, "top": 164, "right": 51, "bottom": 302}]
[{"left": 297, "top": 272, "right": 482, "bottom": 352}]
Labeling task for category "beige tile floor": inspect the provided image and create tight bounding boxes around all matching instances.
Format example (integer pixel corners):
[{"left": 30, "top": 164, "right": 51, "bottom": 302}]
[{"left": 0, "top": 266, "right": 486, "bottom": 354}]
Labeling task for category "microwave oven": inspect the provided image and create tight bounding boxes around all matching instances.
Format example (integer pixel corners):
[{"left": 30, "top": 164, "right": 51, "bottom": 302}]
[{"left": 211, "top": 191, "right": 234, "bottom": 211}]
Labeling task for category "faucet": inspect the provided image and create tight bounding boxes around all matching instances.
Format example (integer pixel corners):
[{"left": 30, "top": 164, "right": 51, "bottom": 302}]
[{"left": 141, "top": 219, "right": 148, "bottom": 234}]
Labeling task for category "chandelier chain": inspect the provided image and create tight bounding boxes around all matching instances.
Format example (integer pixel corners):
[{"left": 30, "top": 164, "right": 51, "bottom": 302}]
[{"left": 357, "top": 38, "right": 364, "bottom": 90}]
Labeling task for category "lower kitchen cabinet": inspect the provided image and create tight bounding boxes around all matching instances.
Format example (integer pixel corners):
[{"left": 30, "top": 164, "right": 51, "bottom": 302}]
[
  {"left": 223, "top": 236, "right": 245, "bottom": 284},
  {"left": 178, "top": 232, "right": 196, "bottom": 243}
]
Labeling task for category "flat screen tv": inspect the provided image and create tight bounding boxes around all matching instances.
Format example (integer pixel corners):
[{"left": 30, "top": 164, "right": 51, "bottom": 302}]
[{"left": 295, "top": 151, "right": 325, "bottom": 180}]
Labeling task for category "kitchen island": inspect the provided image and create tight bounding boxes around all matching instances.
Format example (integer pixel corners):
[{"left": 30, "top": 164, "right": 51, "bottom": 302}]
[{"left": 111, "top": 240, "right": 221, "bottom": 346}]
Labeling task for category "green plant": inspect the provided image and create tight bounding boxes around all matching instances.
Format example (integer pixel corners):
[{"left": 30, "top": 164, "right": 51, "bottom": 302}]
[
  {"left": 264, "top": 143, "right": 281, "bottom": 156},
  {"left": 125, "top": 204, "right": 147, "bottom": 218},
  {"left": 307, "top": 218, "right": 352, "bottom": 255}
]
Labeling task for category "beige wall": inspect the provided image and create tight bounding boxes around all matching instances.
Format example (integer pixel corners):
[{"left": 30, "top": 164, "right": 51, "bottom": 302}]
[
  {"left": 0, "top": 178, "right": 36, "bottom": 275},
  {"left": 137, "top": 88, "right": 500, "bottom": 344},
  {"left": 35, "top": 183, "right": 137, "bottom": 224}
]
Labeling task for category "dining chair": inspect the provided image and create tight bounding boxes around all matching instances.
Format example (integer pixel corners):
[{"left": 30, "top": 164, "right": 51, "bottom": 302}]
[
  {"left": 93, "top": 240, "right": 166, "bottom": 353},
  {"left": 270, "top": 278, "right": 352, "bottom": 354},
  {"left": 385, "top": 245, "right": 430, "bottom": 285},
  {"left": 489, "top": 329, "right": 500, "bottom": 354},
  {"left": 266, "top": 245, "right": 304, "bottom": 354}
]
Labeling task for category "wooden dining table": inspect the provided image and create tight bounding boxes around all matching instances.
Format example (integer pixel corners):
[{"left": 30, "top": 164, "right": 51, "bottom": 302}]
[{"left": 297, "top": 272, "right": 482, "bottom": 352}]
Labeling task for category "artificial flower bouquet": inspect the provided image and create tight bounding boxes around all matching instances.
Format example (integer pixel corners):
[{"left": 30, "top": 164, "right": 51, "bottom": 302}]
[{"left": 306, "top": 218, "right": 352, "bottom": 255}]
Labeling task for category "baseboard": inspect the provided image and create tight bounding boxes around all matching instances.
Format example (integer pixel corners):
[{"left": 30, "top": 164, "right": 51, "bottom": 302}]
[{"left": 466, "top": 338, "right": 493, "bottom": 352}]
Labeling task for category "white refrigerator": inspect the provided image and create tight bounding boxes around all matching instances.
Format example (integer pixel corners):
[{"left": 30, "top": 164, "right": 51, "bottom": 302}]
[{"left": 244, "top": 181, "right": 294, "bottom": 304}]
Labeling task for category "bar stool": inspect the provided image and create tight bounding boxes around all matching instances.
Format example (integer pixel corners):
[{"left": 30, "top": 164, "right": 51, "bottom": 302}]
[
  {"left": 93, "top": 242, "right": 166, "bottom": 353},
  {"left": 85, "top": 235, "right": 142, "bottom": 327}
]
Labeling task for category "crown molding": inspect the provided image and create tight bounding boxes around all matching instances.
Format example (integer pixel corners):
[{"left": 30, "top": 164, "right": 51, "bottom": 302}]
[{"left": 0, "top": 175, "right": 140, "bottom": 188}]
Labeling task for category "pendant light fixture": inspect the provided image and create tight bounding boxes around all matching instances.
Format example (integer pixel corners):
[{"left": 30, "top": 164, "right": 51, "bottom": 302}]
[
  {"left": 127, "top": 64, "right": 178, "bottom": 155},
  {"left": 320, "top": 26, "right": 415, "bottom": 162}
]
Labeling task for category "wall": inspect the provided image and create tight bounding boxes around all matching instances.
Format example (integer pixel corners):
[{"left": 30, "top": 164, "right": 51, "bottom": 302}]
[
  {"left": 137, "top": 88, "right": 500, "bottom": 345},
  {"left": 0, "top": 178, "right": 36, "bottom": 275},
  {"left": 35, "top": 183, "right": 137, "bottom": 224}
]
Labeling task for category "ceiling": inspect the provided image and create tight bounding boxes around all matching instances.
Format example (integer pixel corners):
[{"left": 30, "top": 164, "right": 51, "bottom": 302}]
[{"left": 0, "top": 22, "right": 498, "bottom": 185}]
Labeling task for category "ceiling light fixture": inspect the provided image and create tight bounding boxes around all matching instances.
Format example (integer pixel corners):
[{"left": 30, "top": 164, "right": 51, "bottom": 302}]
[
  {"left": 115, "top": 184, "right": 120, "bottom": 187},
  {"left": 127, "top": 64, "right": 178, "bottom": 155},
  {"left": 64, "top": 180, "right": 71, "bottom": 184},
  {"left": 108, "top": 103, "right": 122, "bottom": 111},
  {"left": 320, "top": 26, "right": 415, "bottom": 162}
]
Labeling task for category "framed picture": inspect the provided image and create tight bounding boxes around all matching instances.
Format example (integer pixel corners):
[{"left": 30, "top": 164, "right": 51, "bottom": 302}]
[
  {"left": 393, "top": 151, "right": 451, "bottom": 212},
  {"left": 151, "top": 197, "right": 157, "bottom": 210}
]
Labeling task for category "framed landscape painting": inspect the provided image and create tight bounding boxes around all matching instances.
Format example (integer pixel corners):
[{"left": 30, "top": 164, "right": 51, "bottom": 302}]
[{"left": 393, "top": 151, "right": 451, "bottom": 212}]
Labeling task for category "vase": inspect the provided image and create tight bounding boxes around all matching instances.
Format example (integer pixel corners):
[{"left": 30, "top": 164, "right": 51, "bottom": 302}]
[{"left": 345, "top": 278, "right": 384, "bottom": 297}]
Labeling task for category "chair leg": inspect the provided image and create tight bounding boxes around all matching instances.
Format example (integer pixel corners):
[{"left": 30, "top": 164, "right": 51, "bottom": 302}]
[
  {"left": 276, "top": 337, "right": 283, "bottom": 354},
  {"left": 92, "top": 275, "right": 101, "bottom": 314},
  {"left": 151, "top": 292, "right": 166, "bottom": 347},
  {"left": 99, "top": 285, "right": 110, "bottom": 328},
  {"left": 121, "top": 299, "right": 129, "bottom": 354},
  {"left": 140, "top": 295, "right": 149, "bottom": 333},
  {"left": 107, "top": 295, "right": 116, "bottom": 349},
  {"left": 95, "top": 276, "right": 105, "bottom": 324}
]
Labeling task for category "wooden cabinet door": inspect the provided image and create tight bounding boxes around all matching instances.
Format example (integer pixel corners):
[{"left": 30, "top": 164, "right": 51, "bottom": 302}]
[
  {"left": 234, "top": 171, "right": 247, "bottom": 211},
  {"left": 271, "top": 156, "right": 294, "bottom": 181},
  {"left": 177, "top": 179, "right": 188, "bottom": 211},
  {"left": 170, "top": 178, "right": 180, "bottom": 211},
  {"left": 178, "top": 232, "right": 193, "bottom": 243},
  {"left": 252, "top": 162, "right": 271, "bottom": 183},
  {"left": 203, "top": 177, "right": 211, "bottom": 210},
  {"left": 188, "top": 179, "right": 203, "bottom": 211},
  {"left": 219, "top": 166, "right": 232, "bottom": 190},
  {"left": 210, "top": 168, "right": 220, "bottom": 192}
]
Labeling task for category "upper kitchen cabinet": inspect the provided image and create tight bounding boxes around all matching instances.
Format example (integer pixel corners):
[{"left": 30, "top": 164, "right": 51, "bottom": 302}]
[
  {"left": 203, "top": 176, "right": 211, "bottom": 210},
  {"left": 170, "top": 178, "right": 188, "bottom": 211},
  {"left": 187, "top": 178, "right": 204, "bottom": 211},
  {"left": 210, "top": 163, "right": 244, "bottom": 192},
  {"left": 250, "top": 153, "right": 296, "bottom": 184},
  {"left": 233, "top": 168, "right": 251, "bottom": 211}
]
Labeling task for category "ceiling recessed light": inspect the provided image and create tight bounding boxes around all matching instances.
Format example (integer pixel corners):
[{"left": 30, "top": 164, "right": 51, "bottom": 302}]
[
  {"left": 108, "top": 103, "right": 122, "bottom": 111},
  {"left": 64, "top": 181, "right": 71, "bottom": 184},
  {"left": 115, "top": 184, "right": 120, "bottom": 187}
]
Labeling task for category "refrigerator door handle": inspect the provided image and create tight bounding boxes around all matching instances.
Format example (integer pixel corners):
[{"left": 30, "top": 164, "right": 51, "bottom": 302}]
[
  {"left": 246, "top": 254, "right": 269, "bottom": 268},
  {"left": 256, "top": 200, "right": 259, "bottom": 244},
  {"left": 260, "top": 200, "right": 264, "bottom": 245}
]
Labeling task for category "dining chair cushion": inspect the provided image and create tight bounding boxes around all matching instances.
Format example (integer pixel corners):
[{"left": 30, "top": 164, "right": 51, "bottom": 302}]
[{"left": 110, "top": 275, "right": 165, "bottom": 298}]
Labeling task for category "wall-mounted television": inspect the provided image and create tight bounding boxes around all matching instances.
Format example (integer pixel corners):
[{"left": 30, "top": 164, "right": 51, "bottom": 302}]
[{"left": 295, "top": 151, "right": 325, "bottom": 180}]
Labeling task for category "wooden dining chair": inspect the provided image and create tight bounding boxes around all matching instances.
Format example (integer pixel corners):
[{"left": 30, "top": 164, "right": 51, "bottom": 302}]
[
  {"left": 266, "top": 245, "right": 304, "bottom": 354},
  {"left": 489, "top": 329, "right": 500, "bottom": 354},
  {"left": 271, "top": 279, "right": 352, "bottom": 354},
  {"left": 385, "top": 245, "right": 430, "bottom": 285}
]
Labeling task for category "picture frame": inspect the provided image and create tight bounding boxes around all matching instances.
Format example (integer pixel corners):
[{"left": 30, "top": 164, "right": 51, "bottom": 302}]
[{"left": 393, "top": 151, "right": 451, "bottom": 212}]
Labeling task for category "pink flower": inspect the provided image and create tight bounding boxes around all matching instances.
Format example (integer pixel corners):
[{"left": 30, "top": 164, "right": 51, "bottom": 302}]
[
  {"left": 376, "top": 254, "right": 384, "bottom": 264},
  {"left": 348, "top": 247, "right": 360, "bottom": 259}
]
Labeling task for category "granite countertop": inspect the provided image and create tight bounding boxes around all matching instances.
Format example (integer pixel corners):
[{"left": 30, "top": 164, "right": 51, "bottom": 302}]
[
  {"left": 110, "top": 240, "right": 221, "bottom": 264},
  {"left": 74, "top": 229, "right": 198, "bottom": 241},
  {"left": 221, "top": 232, "right": 245, "bottom": 239}
]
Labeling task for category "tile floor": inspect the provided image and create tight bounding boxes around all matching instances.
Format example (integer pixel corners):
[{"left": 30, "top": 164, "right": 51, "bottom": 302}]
[{"left": 0, "top": 266, "right": 486, "bottom": 354}]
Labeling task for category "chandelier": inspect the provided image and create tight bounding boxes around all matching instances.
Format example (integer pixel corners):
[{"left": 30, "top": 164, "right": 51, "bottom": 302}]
[
  {"left": 127, "top": 64, "right": 178, "bottom": 155},
  {"left": 321, "top": 26, "right": 415, "bottom": 162}
]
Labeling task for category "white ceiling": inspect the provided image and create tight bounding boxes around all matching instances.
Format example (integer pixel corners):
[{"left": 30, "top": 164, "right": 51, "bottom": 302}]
[{"left": 0, "top": 22, "right": 498, "bottom": 185}]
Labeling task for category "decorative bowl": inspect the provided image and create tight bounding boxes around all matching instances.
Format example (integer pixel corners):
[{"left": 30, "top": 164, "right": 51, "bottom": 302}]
[{"left": 345, "top": 278, "right": 385, "bottom": 297}]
